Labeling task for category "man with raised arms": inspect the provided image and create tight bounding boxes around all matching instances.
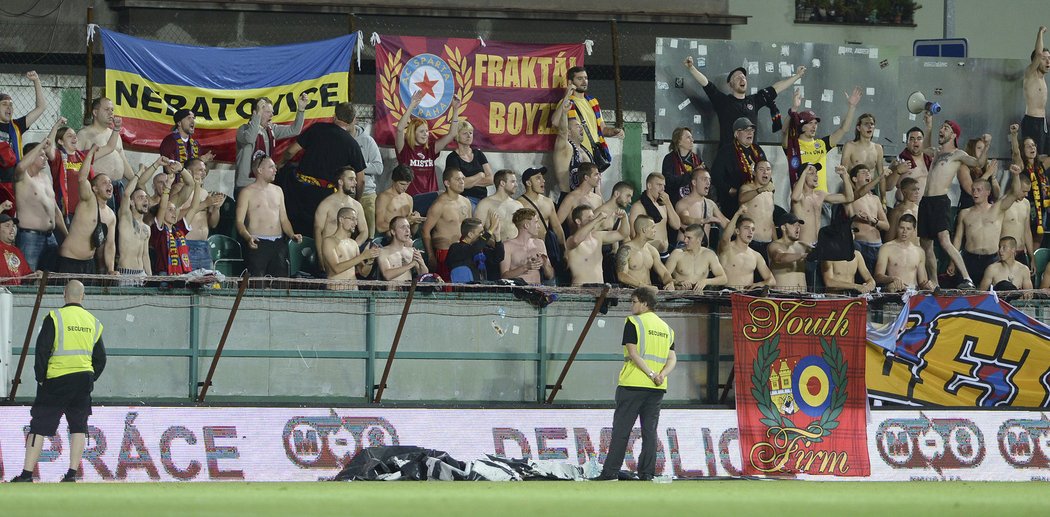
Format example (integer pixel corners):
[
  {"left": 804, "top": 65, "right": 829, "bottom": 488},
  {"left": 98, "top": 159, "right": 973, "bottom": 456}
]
[
  {"left": 379, "top": 215, "right": 429, "bottom": 283},
  {"left": 321, "top": 207, "right": 379, "bottom": 290},
  {"left": 664, "top": 223, "right": 726, "bottom": 292},
  {"left": 736, "top": 159, "right": 775, "bottom": 259},
  {"left": 76, "top": 98, "right": 134, "bottom": 186},
  {"left": 675, "top": 167, "right": 728, "bottom": 250},
  {"left": 767, "top": 211, "right": 812, "bottom": 293},
  {"left": 950, "top": 165, "right": 1023, "bottom": 288},
  {"left": 841, "top": 113, "right": 893, "bottom": 199},
  {"left": 149, "top": 168, "right": 200, "bottom": 275},
  {"left": 1022, "top": 26, "right": 1050, "bottom": 154},
  {"left": 422, "top": 167, "right": 472, "bottom": 280},
  {"left": 896, "top": 119, "right": 933, "bottom": 203},
  {"left": 116, "top": 163, "right": 153, "bottom": 279},
  {"left": 551, "top": 85, "right": 592, "bottom": 193},
  {"left": 844, "top": 164, "right": 889, "bottom": 275},
  {"left": 501, "top": 208, "right": 553, "bottom": 285},
  {"left": 790, "top": 163, "right": 854, "bottom": 245},
  {"left": 919, "top": 122, "right": 990, "bottom": 288},
  {"left": 717, "top": 207, "right": 775, "bottom": 290},
  {"left": 616, "top": 215, "right": 674, "bottom": 290},
  {"left": 873, "top": 214, "right": 933, "bottom": 292},
  {"left": 14, "top": 124, "right": 67, "bottom": 271},
  {"left": 474, "top": 169, "right": 523, "bottom": 242},
  {"left": 374, "top": 165, "right": 424, "bottom": 236},
  {"left": 565, "top": 204, "right": 629, "bottom": 286},
  {"left": 181, "top": 158, "right": 225, "bottom": 271},
  {"left": 314, "top": 166, "right": 367, "bottom": 271},
  {"left": 236, "top": 156, "right": 302, "bottom": 277},
  {"left": 57, "top": 147, "right": 118, "bottom": 275},
  {"left": 628, "top": 173, "right": 681, "bottom": 255}
]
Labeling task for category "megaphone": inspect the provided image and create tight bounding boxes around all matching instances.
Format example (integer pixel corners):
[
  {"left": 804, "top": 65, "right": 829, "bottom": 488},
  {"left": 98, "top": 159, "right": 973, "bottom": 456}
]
[{"left": 907, "top": 91, "right": 941, "bottom": 114}]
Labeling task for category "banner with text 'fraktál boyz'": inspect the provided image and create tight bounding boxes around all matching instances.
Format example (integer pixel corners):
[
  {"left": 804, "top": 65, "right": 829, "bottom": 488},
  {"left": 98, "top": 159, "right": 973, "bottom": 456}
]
[
  {"left": 867, "top": 294, "right": 1050, "bottom": 407},
  {"left": 374, "top": 35, "right": 584, "bottom": 151},
  {"left": 732, "top": 294, "right": 870, "bottom": 477},
  {"left": 100, "top": 30, "right": 356, "bottom": 161}
]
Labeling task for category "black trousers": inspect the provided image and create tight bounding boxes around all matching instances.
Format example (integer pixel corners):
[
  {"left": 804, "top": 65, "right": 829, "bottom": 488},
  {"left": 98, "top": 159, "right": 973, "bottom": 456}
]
[{"left": 601, "top": 385, "right": 663, "bottom": 478}]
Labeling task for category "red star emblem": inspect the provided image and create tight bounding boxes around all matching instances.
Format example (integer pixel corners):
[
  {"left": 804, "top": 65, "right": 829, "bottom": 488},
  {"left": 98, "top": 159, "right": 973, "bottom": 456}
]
[{"left": 414, "top": 71, "right": 439, "bottom": 99}]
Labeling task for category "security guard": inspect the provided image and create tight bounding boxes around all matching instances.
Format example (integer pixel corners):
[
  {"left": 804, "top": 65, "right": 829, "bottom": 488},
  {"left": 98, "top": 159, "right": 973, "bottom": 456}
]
[
  {"left": 597, "top": 286, "right": 677, "bottom": 481},
  {"left": 10, "top": 280, "right": 106, "bottom": 483}
]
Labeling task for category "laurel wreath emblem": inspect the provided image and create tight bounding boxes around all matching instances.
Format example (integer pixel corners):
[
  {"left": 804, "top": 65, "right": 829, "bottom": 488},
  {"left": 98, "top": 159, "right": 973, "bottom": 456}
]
[
  {"left": 750, "top": 336, "right": 848, "bottom": 444},
  {"left": 377, "top": 44, "right": 474, "bottom": 136}
]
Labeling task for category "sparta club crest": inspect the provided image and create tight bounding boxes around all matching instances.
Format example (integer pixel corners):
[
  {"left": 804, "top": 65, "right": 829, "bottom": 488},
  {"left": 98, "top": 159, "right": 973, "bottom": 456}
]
[{"left": 399, "top": 53, "right": 455, "bottom": 120}]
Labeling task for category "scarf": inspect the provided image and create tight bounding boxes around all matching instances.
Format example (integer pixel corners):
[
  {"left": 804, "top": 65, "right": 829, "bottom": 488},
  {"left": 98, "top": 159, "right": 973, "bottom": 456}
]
[
  {"left": 784, "top": 110, "right": 804, "bottom": 185},
  {"left": 172, "top": 129, "right": 200, "bottom": 164},
  {"left": 897, "top": 149, "right": 933, "bottom": 171},
  {"left": 639, "top": 193, "right": 664, "bottom": 224},
  {"left": 670, "top": 151, "right": 702, "bottom": 199},
  {"left": 1027, "top": 160, "right": 1050, "bottom": 234},
  {"left": 250, "top": 124, "right": 276, "bottom": 178},
  {"left": 733, "top": 139, "right": 763, "bottom": 185},
  {"left": 568, "top": 95, "right": 611, "bottom": 163},
  {"left": 163, "top": 223, "right": 192, "bottom": 274}
]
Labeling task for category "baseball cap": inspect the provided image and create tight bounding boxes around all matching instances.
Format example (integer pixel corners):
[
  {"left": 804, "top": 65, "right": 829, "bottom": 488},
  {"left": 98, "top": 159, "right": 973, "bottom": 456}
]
[
  {"left": 173, "top": 109, "right": 193, "bottom": 125},
  {"left": 802, "top": 162, "right": 822, "bottom": 172},
  {"left": 522, "top": 167, "right": 547, "bottom": 183},
  {"left": 798, "top": 111, "right": 821, "bottom": 125},
  {"left": 776, "top": 211, "right": 804, "bottom": 226},
  {"left": 0, "top": 213, "right": 18, "bottom": 225},
  {"left": 945, "top": 120, "right": 962, "bottom": 146},
  {"left": 732, "top": 117, "right": 756, "bottom": 132},
  {"left": 727, "top": 67, "right": 747, "bottom": 83}
]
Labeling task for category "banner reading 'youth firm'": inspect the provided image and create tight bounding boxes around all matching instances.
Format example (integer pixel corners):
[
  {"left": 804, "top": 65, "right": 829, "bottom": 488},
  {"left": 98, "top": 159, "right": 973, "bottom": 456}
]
[{"left": 100, "top": 30, "right": 356, "bottom": 161}]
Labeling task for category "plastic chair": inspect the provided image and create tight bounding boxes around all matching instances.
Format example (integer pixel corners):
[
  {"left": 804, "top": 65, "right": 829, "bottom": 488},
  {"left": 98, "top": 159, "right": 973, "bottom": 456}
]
[
  {"left": 1034, "top": 248, "right": 1050, "bottom": 284},
  {"left": 207, "top": 234, "right": 245, "bottom": 277},
  {"left": 288, "top": 237, "right": 318, "bottom": 277}
]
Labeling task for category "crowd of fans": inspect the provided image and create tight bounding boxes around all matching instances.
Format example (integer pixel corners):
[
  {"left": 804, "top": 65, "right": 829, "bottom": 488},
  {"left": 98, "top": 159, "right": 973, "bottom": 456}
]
[{"left": 3, "top": 27, "right": 1050, "bottom": 295}]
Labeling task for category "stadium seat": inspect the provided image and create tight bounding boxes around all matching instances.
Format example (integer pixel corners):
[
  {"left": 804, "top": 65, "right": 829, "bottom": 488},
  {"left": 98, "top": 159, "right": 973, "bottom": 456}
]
[
  {"left": 1034, "top": 248, "right": 1050, "bottom": 283},
  {"left": 288, "top": 237, "right": 318, "bottom": 277},
  {"left": 207, "top": 234, "right": 245, "bottom": 277}
]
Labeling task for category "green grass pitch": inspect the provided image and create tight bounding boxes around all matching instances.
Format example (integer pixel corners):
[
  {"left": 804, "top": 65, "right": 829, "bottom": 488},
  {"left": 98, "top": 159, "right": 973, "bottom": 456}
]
[{"left": 3, "top": 481, "right": 1049, "bottom": 516}]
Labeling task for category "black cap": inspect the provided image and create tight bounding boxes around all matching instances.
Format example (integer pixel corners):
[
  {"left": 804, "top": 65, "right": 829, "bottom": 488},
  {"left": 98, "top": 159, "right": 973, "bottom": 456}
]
[
  {"left": 776, "top": 211, "right": 804, "bottom": 226},
  {"left": 732, "top": 117, "right": 756, "bottom": 131},
  {"left": 727, "top": 67, "right": 747, "bottom": 83},
  {"left": 173, "top": 109, "right": 193, "bottom": 125},
  {"left": 802, "top": 162, "right": 822, "bottom": 172},
  {"left": 0, "top": 213, "right": 18, "bottom": 225},
  {"left": 522, "top": 167, "right": 547, "bottom": 183}
]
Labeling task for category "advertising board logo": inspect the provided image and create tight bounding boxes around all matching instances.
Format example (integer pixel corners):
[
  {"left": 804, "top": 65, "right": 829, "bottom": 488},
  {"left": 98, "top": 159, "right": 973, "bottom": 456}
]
[
  {"left": 997, "top": 414, "right": 1050, "bottom": 469},
  {"left": 875, "top": 414, "right": 985, "bottom": 473},
  {"left": 283, "top": 411, "right": 399, "bottom": 469}
]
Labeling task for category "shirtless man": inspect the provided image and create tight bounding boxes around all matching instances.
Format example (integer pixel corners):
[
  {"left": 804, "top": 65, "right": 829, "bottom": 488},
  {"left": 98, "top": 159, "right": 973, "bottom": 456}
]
[
  {"left": 717, "top": 207, "right": 775, "bottom": 289},
  {"left": 518, "top": 167, "right": 566, "bottom": 249},
  {"left": 919, "top": 122, "right": 990, "bottom": 288},
  {"left": 595, "top": 181, "right": 634, "bottom": 227},
  {"left": 675, "top": 168, "right": 728, "bottom": 250},
  {"left": 116, "top": 163, "right": 153, "bottom": 279},
  {"left": 181, "top": 158, "right": 225, "bottom": 270},
  {"left": 14, "top": 124, "right": 67, "bottom": 271},
  {"left": 737, "top": 160, "right": 775, "bottom": 259},
  {"left": 235, "top": 156, "right": 303, "bottom": 277},
  {"left": 501, "top": 208, "right": 554, "bottom": 285},
  {"left": 321, "top": 207, "right": 379, "bottom": 290},
  {"left": 557, "top": 163, "right": 603, "bottom": 232},
  {"left": 628, "top": 173, "right": 681, "bottom": 255},
  {"left": 981, "top": 236, "right": 1033, "bottom": 292},
  {"left": 896, "top": 121, "right": 933, "bottom": 204},
  {"left": 790, "top": 163, "right": 854, "bottom": 244},
  {"left": 767, "top": 211, "right": 812, "bottom": 293},
  {"left": 56, "top": 148, "right": 117, "bottom": 275},
  {"left": 665, "top": 223, "right": 727, "bottom": 292},
  {"left": 422, "top": 167, "right": 472, "bottom": 279},
  {"left": 375, "top": 165, "right": 424, "bottom": 236},
  {"left": 873, "top": 214, "right": 933, "bottom": 292},
  {"left": 1001, "top": 173, "right": 1035, "bottom": 266},
  {"left": 950, "top": 166, "right": 1022, "bottom": 288},
  {"left": 821, "top": 250, "right": 875, "bottom": 295},
  {"left": 887, "top": 177, "right": 921, "bottom": 246},
  {"left": 77, "top": 97, "right": 134, "bottom": 185},
  {"left": 565, "top": 204, "right": 628, "bottom": 286},
  {"left": 845, "top": 164, "right": 889, "bottom": 274},
  {"left": 315, "top": 166, "right": 367, "bottom": 270},
  {"left": 378, "top": 215, "right": 428, "bottom": 283},
  {"left": 841, "top": 113, "right": 892, "bottom": 200},
  {"left": 615, "top": 215, "right": 674, "bottom": 290},
  {"left": 552, "top": 85, "right": 592, "bottom": 193},
  {"left": 1022, "top": 26, "right": 1050, "bottom": 154},
  {"left": 474, "top": 169, "right": 523, "bottom": 241}
]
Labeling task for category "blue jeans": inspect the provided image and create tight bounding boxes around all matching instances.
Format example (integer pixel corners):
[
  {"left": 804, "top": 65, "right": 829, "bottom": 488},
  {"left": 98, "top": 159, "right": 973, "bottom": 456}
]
[
  {"left": 186, "top": 239, "right": 212, "bottom": 270},
  {"left": 15, "top": 229, "right": 57, "bottom": 272}
]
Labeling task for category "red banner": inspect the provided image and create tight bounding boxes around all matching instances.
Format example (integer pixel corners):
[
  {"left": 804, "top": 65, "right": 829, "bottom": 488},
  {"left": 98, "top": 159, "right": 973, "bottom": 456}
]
[
  {"left": 731, "top": 294, "right": 870, "bottom": 477},
  {"left": 373, "top": 35, "right": 585, "bottom": 151}
]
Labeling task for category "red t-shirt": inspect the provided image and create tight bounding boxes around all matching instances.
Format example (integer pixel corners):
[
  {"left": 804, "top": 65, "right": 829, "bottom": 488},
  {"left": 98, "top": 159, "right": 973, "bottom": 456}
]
[
  {"left": 150, "top": 220, "right": 193, "bottom": 275},
  {"left": 0, "top": 241, "right": 31, "bottom": 283},
  {"left": 50, "top": 150, "right": 95, "bottom": 217},
  {"left": 397, "top": 141, "right": 437, "bottom": 196}
]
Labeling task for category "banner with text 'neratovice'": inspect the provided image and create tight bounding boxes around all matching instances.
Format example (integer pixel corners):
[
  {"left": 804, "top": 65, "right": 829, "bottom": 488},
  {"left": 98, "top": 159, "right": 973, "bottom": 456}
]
[
  {"left": 731, "top": 294, "right": 870, "bottom": 477},
  {"left": 100, "top": 30, "right": 356, "bottom": 162},
  {"left": 374, "top": 35, "right": 584, "bottom": 151}
]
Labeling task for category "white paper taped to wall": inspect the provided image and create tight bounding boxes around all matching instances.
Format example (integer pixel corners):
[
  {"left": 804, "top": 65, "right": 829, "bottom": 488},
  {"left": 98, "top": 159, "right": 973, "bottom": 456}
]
[
  {"left": 821, "top": 89, "right": 834, "bottom": 102},
  {"left": 690, "top": 41, "right": 697, "bottom": 49},
  {"left": 678, "top": 99, "right": 690, "bottom": 110},
  {"left": 697, "top": 44, "right": 707, "bottom": 56},
  {"left": 765, "top": 62, "right": 775, "bottom": 73},
  {"left": 804, "top": 100, "right": 812, "bottom": 109},
  {"left": 781, "top": 45, "right": 790, "bottom": 57},
  {"left": 670, "top": 39, "right": 679, "bottom": 49},
  {"left": 866, "top": 87, "right": 876, "bottom": 96},
  {"left": 812, "top": 58, "right": 822, "bottom": 68},
  {"left": 747, "top": 61, "right": 760, "bottom": 75},
  {"left": 833, "top": 116, "right": 841, "bottom": 125},
  {"left": 693, "top": 115, "right": 702, "bottom": 124}
]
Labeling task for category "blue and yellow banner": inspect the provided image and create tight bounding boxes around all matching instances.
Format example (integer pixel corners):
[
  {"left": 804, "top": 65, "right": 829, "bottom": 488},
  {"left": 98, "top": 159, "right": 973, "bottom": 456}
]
[
  {"left": 100, "top": 29, "right": 356, "bottom": 161},
  {"left": 867, "top": 294, "right": 1050, "bottom": 407}
]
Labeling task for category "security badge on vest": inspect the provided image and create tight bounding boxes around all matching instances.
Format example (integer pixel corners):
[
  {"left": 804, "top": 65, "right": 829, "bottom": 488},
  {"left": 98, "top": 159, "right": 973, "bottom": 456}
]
[
  {"left": 47, "top": 306, "right": 103, "bottom": 379},
  {"left": 618, "top": 312, "right": 674, "bottom": 390}
]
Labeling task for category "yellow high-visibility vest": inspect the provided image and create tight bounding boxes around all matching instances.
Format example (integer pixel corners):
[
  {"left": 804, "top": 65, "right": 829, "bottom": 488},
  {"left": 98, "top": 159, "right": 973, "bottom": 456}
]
[
  {"left": 618, "top": 311, "right": 673, "bottom": 390},
  {"left": 46, "top": 305, "right": 102, "bottom": 380}
]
